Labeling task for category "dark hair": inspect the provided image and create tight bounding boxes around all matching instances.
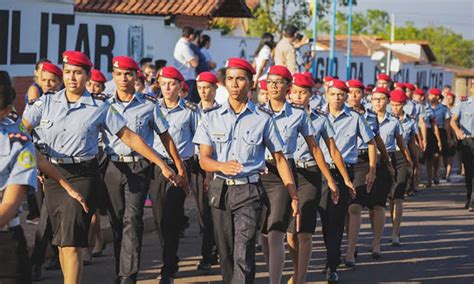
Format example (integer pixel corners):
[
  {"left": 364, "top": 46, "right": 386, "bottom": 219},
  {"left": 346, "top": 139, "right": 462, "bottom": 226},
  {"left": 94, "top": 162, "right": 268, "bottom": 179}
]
[
  {"left": 35, "top": 58, "right": 51, "bottom": 71},
  {"left": 216, "top": 68, "right": 226, "bottom": 83},
  {"left": 198, "top": 34, "right": 211, "bottom": 49},
  {"left": 283, "top": 25, "right": 298, "bottom": 37},
  {"left": 443, "top": 85, "right": 451, "bottom": 90},
  {"left": 295, "top": 33, "right": 304, "bottom": 41},
  {"left": 182, "top": 26, "right": 195, "bottom": 38},
  {"left": 63, "top": 64, "right": 91, "bottom": 75},
  {"left": 254, "top": 33, "right": 275, "bottom": 57},
  {"left": 139, "top": 57, "right": 153, "bottom": 67},
  {"left": 0, "top": 71, "right": 16, "bottom": 110},
  {"left": 225, "top": 68, "right": 253, "bottom": 82},
  {"left": 314, "top": 77, "right": 323, "bottom": 84}
]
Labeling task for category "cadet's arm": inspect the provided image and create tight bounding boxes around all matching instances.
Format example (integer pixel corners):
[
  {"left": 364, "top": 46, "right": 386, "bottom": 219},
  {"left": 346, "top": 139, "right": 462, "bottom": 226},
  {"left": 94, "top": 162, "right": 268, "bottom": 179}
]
[
  {"left": 305, "top": 136, "right": 340, "bottom": 186},
  {"left": 374, "top": 135, "right": 389, "bottom": 162},
  {"left": 444, "top": 118, "right": 452, "bottom": 144},
  {"left": 433, "top": 124, "right": 442, "bottom": 149},
  {"left": 408, "top": 136, "right": 419, "bottom": 169},
  {"left": 271, "top": 151, "right": 298, "bottom": 200},
  {"left": 367, "top": 139, "right": 377, "bottom": 174},
  {"left": 450, "top": 114, "right": 464, "bottom": 140},
  {"left": 325, "top": 137, "right": 351, "bottom": 181},
  {"left": 396, "top": 134, "right": 413, "bottom": 168},
  {"left": 0, "top": 184, "right": 27, "bottom": 227},
  {"left": 419, "top": 118, "right": 428, "bottom": 149},
  {"left": 27, "top": 85, "right": 41, "bottom": 101},
  {"left": 159, "top": 131, "right": 186, "bottom": 176},
  {"left": 198, "top": 144, "right": 243, "bottom": 176}
]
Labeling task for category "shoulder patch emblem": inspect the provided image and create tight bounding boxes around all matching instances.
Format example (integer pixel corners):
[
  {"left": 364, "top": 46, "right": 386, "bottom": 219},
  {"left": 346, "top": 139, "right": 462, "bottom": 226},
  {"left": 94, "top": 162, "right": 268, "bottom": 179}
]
[
  {"left": 350, "top": 107, "right": 364, "bottom": 115},
  {"left": 258, "top": 104, "right": 274, "bottom": 116},
  {"left": 8, "top": 132, "right": 30, "bottom": 145},
  {"left": 290, "top": 103, "right": 305, "bottom": 110},
  {"left": 460, "top": 96, "right": 468, "bottom": 102},
  {"left": 144, "top": 94, "right": 158, "bottom": 104},
  {"left": 185, "top": 101, "right": 198, "bottom": 112},
  {"left": 18, "top": 149, "right": 36, "bottom": 169},
  {"left": 314, "top": 107, "right": 328, "bottom": 116},
  {"left": 91, "top": 93, "right": 108, "bottom": 101},
  {"left": 7, "top": 111, "right": 19, "bottom": 122},
  {"left": 203, "top": 104, "right": 222, "bottom": 113},
  {"left": 44, "top": 90, "right": 56, "bottom": 96}
]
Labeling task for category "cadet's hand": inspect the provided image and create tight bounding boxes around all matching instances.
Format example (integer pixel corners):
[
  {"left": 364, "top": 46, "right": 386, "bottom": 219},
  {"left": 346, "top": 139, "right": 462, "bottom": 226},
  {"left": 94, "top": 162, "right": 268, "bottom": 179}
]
[
  {"left": 291, "top": 198, "right": 301, "bottom": 232},
  {"left": 219, "top": 160, "right": 243, "bottom": 176},
  {"left": 178, "top": 174, "right": 191, "bottom": 194},
  {"left": 438, "top": 141, "right": 443, "bottom": 152},
  {"left": 38, "top": 175, "right": 45, "bottom": 185},
  {"left": 344, "top": 178, "right": 356, "bottom": 198},
  {"left": 260, "top": 167, "right": 269, "bottom": 175},
  {"left": 422, "top": 140, "right": 428, "bottom": 152},
  {"left": 203, "top": 172, "right": 213, "bottom": 192},
  {"left": 366, "top": 170, "right": 376, "bottom": 193},
  {"left": 162, "top": 165, "right": 179, "bottom": 187},
  {"left": 328, "top": 180, "right": 340, "bottom": 204},
  {"left": 455, "top": 129, "right": 465, "bottom": 140},
  {"left": 407, "top": 160, "right": 414, "bottom": 177},
  {"left": 66, "top": 189, "right": 89, "bottom": 213}
]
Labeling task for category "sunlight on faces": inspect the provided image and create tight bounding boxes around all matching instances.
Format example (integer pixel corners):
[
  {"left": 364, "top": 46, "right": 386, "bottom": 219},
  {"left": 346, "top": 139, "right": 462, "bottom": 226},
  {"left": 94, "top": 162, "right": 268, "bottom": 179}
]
[
  {"left": 371, "top": 92, "right": 388, "bottom": 112},
  {"left": 267, "top": 74, "right": 289, "bottom": 100},
  {"left": 159, "top": 77, "right": 181, "bottom": 100},
  {"left": 327, "top": 87, "right": 347, "bottom": 110},
  {"left": 390, "top": 101, "right": 405, "bottom": 116},
  {"left": 225, "top": 68, "right": 252, "bottom": 101},
  {"left": 377, "top": 80, "right": 389, "bottom": 89},
  {"left": 257, "top": 89, "right": 269, "bottom": 105},
  {"left": 87, "top": 81, "right": 105, "bottom": 94},
  {"left": 289, "top": 85, "right": 311, "bottom": 106},
  {"left": 197, "top": 81, "right": 217, "bottom": 102},
  {"left": 63, "top": 64, "right": 89, "bottom": 95},
  {"left": 40, "top": 71, "right": 62, "bottom": 93},
  {"left": 347, "top": 87, "right": 364, "bottom": 107},
  {"left": 113, "top": 68, "right": 136, "bottom": 93}
]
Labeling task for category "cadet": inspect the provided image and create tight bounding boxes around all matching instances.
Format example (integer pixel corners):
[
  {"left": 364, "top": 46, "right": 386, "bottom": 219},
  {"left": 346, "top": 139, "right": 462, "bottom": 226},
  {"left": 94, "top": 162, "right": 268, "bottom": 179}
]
[
  {"left": 87, "top": 69, "right": 107, "bottom": 94},
  {"left": 450, "top": 93, "right": 474, "bottom": 211},
  {"left": 260, "top": 66, "right": 340, "bottom": 284},
  {"left": 149, "top": 66, "right": 197, "bottom": 283},
  {"left": 288, "top": 73, "right": 350, "bottom": 284},
  {"left": 257, "top": 79, "right": 269, "bottom": 105},
  {"left": 39, "top": 62, "right": 63, "bottom": 93},
  {"left": 26, "top": 58, "right": 51, "bottom": 102},
  {"left": 318, "top": 79, "right": 373, "bottom": 283},
  {"left": 22, "top": 50, "right": 179, "bottom": 284},
  {"left": 193, "top": 58, "right": 299, "bottom": 284},
  {"left": 102, "top": 56, "right": 186, "bottom": 283},
  {"left": 427, "top": 88, "right": 452, "bottom": 183},
  {"left": 376, "top": 73, "right": 391, "bottom": 89},
  {"left": 194, "top": 71, "right": 219, "bottom": 272},
  {"left": 388, "top": 90, "right": 419, "bottom": 245},
  {"left": 370, "top": 88, "right": 412, "bottom": 257}
]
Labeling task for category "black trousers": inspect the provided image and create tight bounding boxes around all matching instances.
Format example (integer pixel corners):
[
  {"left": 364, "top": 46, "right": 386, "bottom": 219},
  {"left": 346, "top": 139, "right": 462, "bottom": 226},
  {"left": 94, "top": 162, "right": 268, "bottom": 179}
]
[
  {"left": 318, "top": 167, "right": 353, "bottom": 272},
  {"left": 103, "top": 159, "right": 152, "bottom": 280},
  {"left": 0, "top": 226, "right": 31, "bottom": 284},
  {"left": 149, "top": 161, "right": 191, "bottom": 278},
  {"left": 189, "top": 157, "right": 217, "bottom": 263},
  {"left": 460, "top": 139, "right": 474, "bottom": 202},
  {"left": 209, "top": 178, "right": 266, "bottom": 284}
]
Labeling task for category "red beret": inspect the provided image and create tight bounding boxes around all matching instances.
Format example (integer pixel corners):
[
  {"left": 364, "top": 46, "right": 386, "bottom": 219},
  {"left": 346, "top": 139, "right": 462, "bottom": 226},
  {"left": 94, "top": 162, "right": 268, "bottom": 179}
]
[
  {"left": 446, "top": 92, "right": 455, "bottom": 98},
  {"left": 113, "top": 56, "right": 140, "bottom": 71},
  {"left": 182, "top": 81, "right": 190, "bottom": 92},
  {"left": 372, "top": 87, "right": 390, "bottom": 96},
  {"left": 196, "top": 72, "right": 218, "bottom": 84},
  {"left": 259, "top": 79, "right": 267, "bottom": 91},
  {"left": 327, "top": 79, "right": 348, "bottom": 92},
  {"left": 395, "top": 82, "right": 406, "bottom": 89},
  {"left": 62, "top": 50, "right": 93, "bottom": 68},
  {"left": 158, "top": 66, "right": 185, "bottom": 81},
  {"left": 365, "top": 85, "right": 374, "bottom": 92},
  {"left": 137, "top": 71, "right": 146, "bottom": 82},
  {"left": 428, "top": 88, "right": 442, "bottom": 96},
  {"left": 414, "top": 88, "right": 425, "bottom": 96},
  {"left": 41, "top": 62, "right": 62, "bottom": 79},
  {"left": 404, "top": 83, "right": 415, "bottom": 91},
  {"left": 390, "top": 89, "right": 407, "bottom": 103},
  {"left": 377, "top": 73, "right": 391, "bottom": 82},
  {"left": 90, "top": 69, "right": 107, "bottom": 83},
  {"left": 323, "top": 76, "right": 334, "bottom": 83},
  {"left": 302, "top": 72, "right": 314, "bottom": 81},
  {"left": 225, "top": 58, "right": 256, "bottom": 74},
  {"left": 268, "top": 65, "right": 292, "bottom": 82},
  {"left": 292, "top": 73, "right": 314, "bottom": 89},
  {"left": 346, "top": 79, "right": 364, "bottom": 89}
]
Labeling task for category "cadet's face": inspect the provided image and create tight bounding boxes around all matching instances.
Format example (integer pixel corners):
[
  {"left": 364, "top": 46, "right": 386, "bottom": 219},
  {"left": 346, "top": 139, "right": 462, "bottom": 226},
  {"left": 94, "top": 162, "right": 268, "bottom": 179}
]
[
  {"left": 87, "top": 81, "right": 105, "bottom": 93},
  {"left": 134, "top": 80, "right": 145, "bottom": 93},
  {"left": 113, "top": 68, "right": 136, "bottom": 92},
  {"left": 267, "top": 74, "right": 289, "bottom": 100},
  {"left": 377, "top": 80, "right": 389, "bottom": 89},
  {"left": 413, "top": 94, "right": 424, "bottom": 103},
  {"left": 225, "top": 68, "right": 252, "bottom": 101},
  {"left": 289, "top": 85, "right": 311, "bottom": 106},
  {"left": 428, "top": 94, "right": 439, "bottom": 104},
  {"left": 197, "top": 81, "right": 217, "bottom": 102},
  {"left": 327, "top": 87, "right": 347, "bottom": 109},
  {"left": 446, "top": 96, "right": 455, "bottom": 106},
  {"left": 179, "top": 90, "right": 189, "bottom": 99},
  {"left": 390, "top": 101, "right": 405, "bottom": 115},
  {"left": 144, "top": 67, "right": 156, "bottom": 82},
  {"left": 159, "top": 77, "right": 181, "bottom": 100},
  {"left": 40, "top": 71, "right": 62, "bottom": 92},
  {"left": 258, "top": 90, "right": 269, "bottom": 104},
  {"left": 371, "top": 92, "right": 388, "bottom": 112},
  {"left": 347, "top": 87, "right": 363, "bottom": 107},
  {"left": 63, "top": 64, "right": 89, "bottom": 94},
  {"left": 406, "top": 89, "right": 413, "bottom": 98}
]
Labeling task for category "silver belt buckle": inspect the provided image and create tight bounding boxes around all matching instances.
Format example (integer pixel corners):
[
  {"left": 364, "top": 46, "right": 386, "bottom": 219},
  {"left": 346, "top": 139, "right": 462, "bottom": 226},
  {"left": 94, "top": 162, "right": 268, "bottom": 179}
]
[
  {"left": 226, "top": 179, "right": 236, "bottom": 186},
  {"left": 58, "top": 158, "right": 64, "bottom": 164}
]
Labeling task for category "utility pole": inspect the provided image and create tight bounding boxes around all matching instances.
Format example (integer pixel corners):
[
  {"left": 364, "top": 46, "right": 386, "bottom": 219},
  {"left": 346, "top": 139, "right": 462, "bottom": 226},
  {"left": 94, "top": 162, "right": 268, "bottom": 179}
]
[
  {"left": 386, "top": 13, "right": 395, "bottom": 74},
  {"left": 345, "top": 0, "right": 353, "bottom": 80},
  {"left": 311, "top": 0, "right": 319, "bottom": 77},
  {"left": 329, "top": 0, "right": 337, "bottom": 76}
]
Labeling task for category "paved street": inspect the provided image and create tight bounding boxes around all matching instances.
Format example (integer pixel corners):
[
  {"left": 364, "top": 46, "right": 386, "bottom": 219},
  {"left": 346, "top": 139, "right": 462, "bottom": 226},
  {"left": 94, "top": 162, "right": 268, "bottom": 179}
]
[{"left": 24, "top": 174, "right": 474, "bottom": 283}]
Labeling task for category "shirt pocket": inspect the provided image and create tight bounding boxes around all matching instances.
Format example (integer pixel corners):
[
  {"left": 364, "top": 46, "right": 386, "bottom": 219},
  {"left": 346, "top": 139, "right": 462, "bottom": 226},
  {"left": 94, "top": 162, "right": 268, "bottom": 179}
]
[
  {"left": 170, "top": 122, "right": 186, "bottom": 144},
  {"left": 38, "top": 119, "right": 55, "bottom": 143},
  {"left": 134, "top": 116, "right": 148, "bottom": 137},
  {"left": 210, "top": 131, "right": 229, "bottom": 156},
  {"left": 242, "top": 131, "right": 263, "bottom": 162}
]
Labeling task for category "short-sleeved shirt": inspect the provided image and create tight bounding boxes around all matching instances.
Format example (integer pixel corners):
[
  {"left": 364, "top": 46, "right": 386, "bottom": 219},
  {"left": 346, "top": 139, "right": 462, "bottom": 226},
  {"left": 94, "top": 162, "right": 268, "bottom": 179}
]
[
  {"left": 274, "top": 37, "right": 297, "bottom": 74},
  {"left": 421, "top": 103, "right": 437, "bottom": 128},
  {"left": 378, "top": 112, "right": 404, "bottom": 152},
  {"left": 191, "top": 43, "right": 210, "bottom": 74},
  {"left": 319, "top": 105, "right": 374, "bottom": 164},
  {"left": 193, "top": 100, "right": 284, "bottom": 179},
  {"left": 23, "top": 89, "right": 127, "bottom": 158},
  {"left": 201, "top": 48, "right": 214, "bottom": 71},
  {"left": 173, "top": 38, "right": 197, "bottom": 80},
  {"left": 309, "top": 94, "right": 326, "bottom": 109},
  {"left": 103, "top": 93, "right": 169, "bottom": 157},
  {"left": 1, "top": 116, "right": 37, "bottom": 193},
  {"left": 264, "top": 102, "right": 314, "bottom": 158},
  {"left": 430, "top": 103, "right": 451, "bottom": 128},
  {"left": 396, "top": 113, "right": 418, "bottom": 148},
  {"left": 294, "top": 107, "right": 335, "bottom": 162},
  {"left": 255, "top": 45, "right": 273, "bottom": 76},
  {"left": 154, "top": 98, "right": 199, "bottom": 160},
  {"left": 452, "top": 97, "right": 474, "bottom": 137},
  {"left": 354, "top": 106, "right": 379, "bottom": 150}
]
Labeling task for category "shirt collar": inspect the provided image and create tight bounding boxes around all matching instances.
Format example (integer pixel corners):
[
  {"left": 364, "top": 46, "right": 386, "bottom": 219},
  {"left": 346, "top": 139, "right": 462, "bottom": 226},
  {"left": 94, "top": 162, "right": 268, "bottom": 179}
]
[
  {"left": 113, "top": 92, "right": 144, "bottom": 104},
  {"left": 52, "top": 89, "right": 95, "bottom": 106},
  {"left": 220, "top": 99, "right": 256, "bottom": 115},
  {"left": 324, "top": 103, "right": 350, "bottom": 119}
]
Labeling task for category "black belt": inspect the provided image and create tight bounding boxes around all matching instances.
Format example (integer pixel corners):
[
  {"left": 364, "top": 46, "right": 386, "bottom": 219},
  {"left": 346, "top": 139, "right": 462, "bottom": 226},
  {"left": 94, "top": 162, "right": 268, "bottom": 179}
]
[{"left": 358, "top": 149, "right": 368, "bottom": 156}]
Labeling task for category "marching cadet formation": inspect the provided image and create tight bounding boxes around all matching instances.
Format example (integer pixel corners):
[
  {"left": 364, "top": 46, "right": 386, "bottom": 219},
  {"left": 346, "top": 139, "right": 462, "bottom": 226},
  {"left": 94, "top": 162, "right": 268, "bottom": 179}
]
[{"left": 0, "top": 47, "right": 473, "bottom": 284}]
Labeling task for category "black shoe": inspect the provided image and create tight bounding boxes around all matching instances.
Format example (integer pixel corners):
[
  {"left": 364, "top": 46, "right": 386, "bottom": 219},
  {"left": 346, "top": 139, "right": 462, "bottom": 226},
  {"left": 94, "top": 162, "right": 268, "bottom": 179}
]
[
  {"left": 326, "top": 270, "right": 339, "bottom": 283},
  {"left": 209, "top": 255, "right": 219, "bottom": 265},
  {"left": 197, "top": 260, "right": 212, "bottom": 274},
  {"left": 92, "top": 243, "right": 106, "bottom": 257},
  {"left": 465, "top": 200, "right": 470, "bottom": 209},
  {"left": 344, "top": 259, "right": 355, "bottom": 268},
  {"left": 158, "top": 276, "right": 174, "bottom": 284},
  {"left": 119, "top": 276, "right": 135, "bottom": 284},
  {"left": 354, "top": 247, "right": 358, "bottom": 258},
  {"left": 32, "top": 265, "right": 42, "bottom": 282},
  {"left": 371, "top": 251, "right": 382, "bottom": 259},
  {"left": 321, "top": 264, "right": 329, "bottom": 275},
  {"left": 44, "top": 257, "right": 60, "bottom": 271},
  {"left": 433, "top": 178, "right": 440, "bottom": 185}
]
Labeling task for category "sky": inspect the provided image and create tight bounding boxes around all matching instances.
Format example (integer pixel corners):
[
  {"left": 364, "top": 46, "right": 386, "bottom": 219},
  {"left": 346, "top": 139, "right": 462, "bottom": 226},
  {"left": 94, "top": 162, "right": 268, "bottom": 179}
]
[{"left": 335, "top": 0, "right": 474, "bottom": 39}]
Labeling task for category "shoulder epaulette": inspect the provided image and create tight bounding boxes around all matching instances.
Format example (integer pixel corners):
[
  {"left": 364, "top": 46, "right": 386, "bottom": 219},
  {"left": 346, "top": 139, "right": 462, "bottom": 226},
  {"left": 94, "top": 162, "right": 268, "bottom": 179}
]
[
  {"left": 28, "top": 99, "right": 38, "bottom": 106},
  {"left": 203, "top": 104, "right": 222, "bottom": 113},
  {"left": 185, "top": 101, "right": 198, "bottom": 112},
  {"left": 314, "top": 107, "right": 328, "bottom": 116},
  {"left": 258, "top": 104, "right": 274, "bottom": 116},
  {"left": 44, "top": 90, "right": 56, "bottom": 96},
  {"left": 350, "top": 107, "right": 364, "bottom": 115},
  {"left": 8, "top": 132, "right": 30, "bottom": 145},
  {"left": 408, "top": 114, "right": 416, "bottom": 120},
  {"left": 144, "top": 94, "right": 158, "bottom": 104},
  {"left": 461, "top": 96, "right": 468, "bottom": 102},
  {"left": 91, "top": 93, "right": 109, "bottom": 101},
  {"left": 7, "top": 111, "right": 19, "bottom": 122},
  {"left": 291, "top": 103, "right": 305, "bottom": 110},
  {"left": 366, "top": 108, "right": 376, "bottom": 115}
]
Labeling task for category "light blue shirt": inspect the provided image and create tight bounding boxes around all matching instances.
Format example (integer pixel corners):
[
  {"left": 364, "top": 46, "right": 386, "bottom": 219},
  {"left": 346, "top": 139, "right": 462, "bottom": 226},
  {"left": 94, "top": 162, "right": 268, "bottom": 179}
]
[
  {"left": 193, "top": 100, "right": 284, "bottom": 179},
  {"left": 294, "top": 107, "right": 335, "bottom": 162},
  {"left": 310, "top": 94, "right": 326, "bottom": 109},
  {"left": 429, "top": 103, "right": 451, "bottom": 128},
  {"left": 356, "top": 107, "right": 379, "bottom": 150},
  {"left": 378, "top": 112, "right": 404, "bottom": 152},
  {"left": 422, "top": 104, "right": 437, "bottom": 128},
  {"left": 452, "top": 97, "right": 474, "bottom": 137},
  {"left": 23, "top": 89, "right": 127, "bottom": 158},
  {"left": 103, "top": 93, "right": 169, "bottom": 157},
  {"left": 154, "top": 98, "right": 199, "bottom": 160},
  {"left": 320, "top": 104, "right": 374, "bottom": 164},
  {"left": 397, "top": 113, "right": 418, "bottom": 147}
]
